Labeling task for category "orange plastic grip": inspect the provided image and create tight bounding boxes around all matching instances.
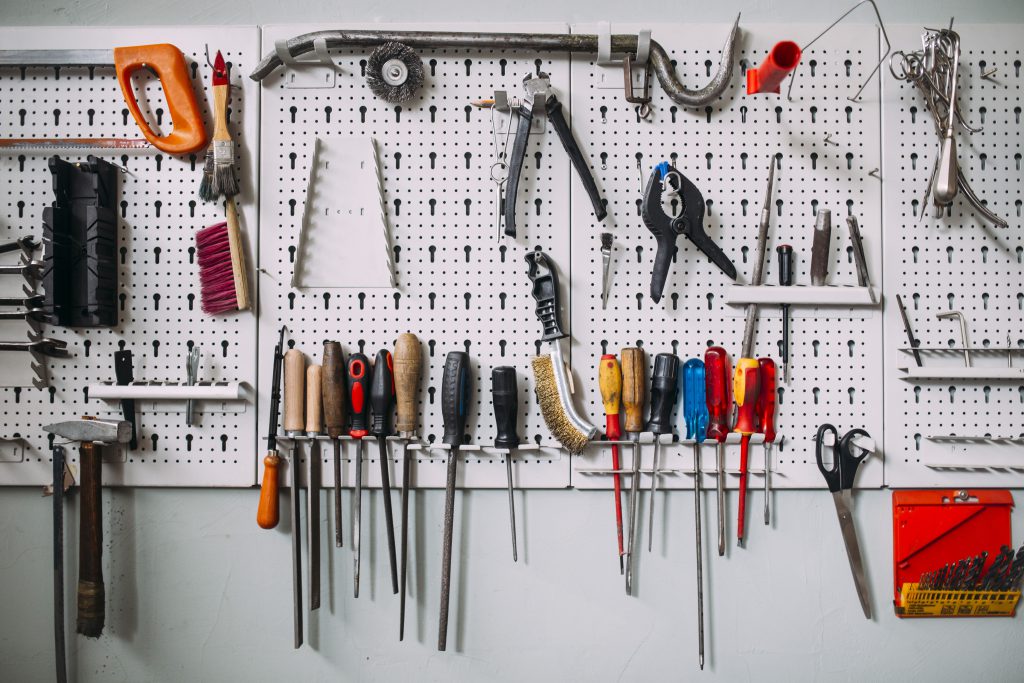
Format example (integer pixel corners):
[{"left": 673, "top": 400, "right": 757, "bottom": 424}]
[
  {"left": 113, "top": 44, "right": 208, "bottom": 155},
  {"left": 256, "top": 451, "right": 281, "bottom": 529}
]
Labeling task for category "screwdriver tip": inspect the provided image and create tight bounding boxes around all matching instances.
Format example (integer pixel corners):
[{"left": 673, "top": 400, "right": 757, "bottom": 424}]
[{"left": 619, "top": 556, "right": 624, "bottom": 575}]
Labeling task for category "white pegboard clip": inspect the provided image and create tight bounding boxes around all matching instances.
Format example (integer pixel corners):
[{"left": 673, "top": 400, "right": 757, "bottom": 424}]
[
  {"left": 594, "top": 24, "right": 652, "bottom": 92},
  {"left": 275, "top": 36, "right": 342, "bottom": 89}
]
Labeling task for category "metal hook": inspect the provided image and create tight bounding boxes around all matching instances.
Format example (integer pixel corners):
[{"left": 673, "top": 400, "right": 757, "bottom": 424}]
[
  {"left": 786, "top": 0, "right": 891, "bottom": 103},
  {"left": 204, "top": 44, "right": 215, "bottom": 70}
]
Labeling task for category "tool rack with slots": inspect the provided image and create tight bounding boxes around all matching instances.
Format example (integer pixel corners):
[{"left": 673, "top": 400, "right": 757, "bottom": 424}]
[{"left": 0, "top": 22, "right": 1020, "bottom": 490}]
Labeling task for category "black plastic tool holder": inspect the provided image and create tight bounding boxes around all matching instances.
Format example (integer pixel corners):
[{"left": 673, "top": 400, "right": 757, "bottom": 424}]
[{"left": 42, "top": 155, "right": 119, "bottom": 327}]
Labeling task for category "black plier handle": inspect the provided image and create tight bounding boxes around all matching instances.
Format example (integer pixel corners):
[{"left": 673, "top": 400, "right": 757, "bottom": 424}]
[{"left": 504, "top": 94, "right": 606, "bottom": 238}]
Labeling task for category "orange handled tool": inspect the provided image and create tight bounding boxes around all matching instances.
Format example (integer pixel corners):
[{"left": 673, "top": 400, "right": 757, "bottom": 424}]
[
  {"left": 599, "top": 354, "right": 625, "bottom": 574},
  {"left": 756, "top": 358, "right": 777, "bottom": 526},
  {"left": 0, "top": 44, "right": 207, "bottom": 154},
  {"left": 733, "top": 358, "right": 761, "bottom": 544},
  {"left": 257, "top": 326, "right": 287, "bottom": 529}
]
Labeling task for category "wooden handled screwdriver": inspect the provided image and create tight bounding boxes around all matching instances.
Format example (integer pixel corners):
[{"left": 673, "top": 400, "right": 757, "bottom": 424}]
[
  {"left": 621, "top": 347, "right": 645, "bottom": 596},
  {"left": 598, "top": 354, "right": 625, "bottom": 574},
  {"left": 370, "top": 349, "right": 400, "bottom": 594},
  {"left": 257, "top": 326, "right": 286, "bottom": 530},
  {"left": 321, "top": 341, "right": 347, "bottom": 547},
  {"left": 305, "top": 364, "right": 323, "bottom": 611},
  {"left": 394, "top": 333, "right": 423, "bottom": 641},
  {"left": 438, "top": 351, "right": 470, "bottom": 651},
  {"left": 282, "top": 348, "right": 306, "bottom": 648},
  {"left": 347, "top": 353, "right": 372, "bottom": 599}
]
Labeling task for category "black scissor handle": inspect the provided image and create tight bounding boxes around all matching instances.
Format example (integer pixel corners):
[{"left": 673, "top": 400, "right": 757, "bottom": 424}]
[
  {"left": 815, "top": 423, "right": 841, "bottom": 492},
  {"left": 817, "top": 424, "right": 871, "bottom": 492}
]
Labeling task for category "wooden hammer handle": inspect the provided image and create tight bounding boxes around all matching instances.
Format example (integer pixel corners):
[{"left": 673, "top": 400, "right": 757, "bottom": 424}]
[{"left": 77, "top": 442, "right": 105, "bottom": 638}]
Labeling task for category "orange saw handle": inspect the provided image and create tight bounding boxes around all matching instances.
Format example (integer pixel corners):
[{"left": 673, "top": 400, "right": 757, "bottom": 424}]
[{"left": 113, "top": 44, "right": 208, "bottom": 155}]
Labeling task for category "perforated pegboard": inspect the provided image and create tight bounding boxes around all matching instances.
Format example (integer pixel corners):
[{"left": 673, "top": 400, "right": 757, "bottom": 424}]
[
  {"left": 0, "top": 26, "right": 260, "bottom": 486},
  {"left": 882, "top": 24, "right": 1024, "bottom": 487},
  {"left": 257, "top": 23, "right": 574, "bottom": 490},
  {"left": 568, "top": 22, "right": 885, "bottom": 491}
]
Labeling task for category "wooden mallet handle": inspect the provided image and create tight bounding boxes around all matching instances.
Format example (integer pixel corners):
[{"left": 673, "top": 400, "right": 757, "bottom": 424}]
[{"left": 393, "top": 333, "right": 423, "bottom": 436}]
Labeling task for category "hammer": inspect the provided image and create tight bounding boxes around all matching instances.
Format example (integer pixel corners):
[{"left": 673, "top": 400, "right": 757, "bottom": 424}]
[{"left": 44, "top": 419, "right": 131, "bottom": 640}]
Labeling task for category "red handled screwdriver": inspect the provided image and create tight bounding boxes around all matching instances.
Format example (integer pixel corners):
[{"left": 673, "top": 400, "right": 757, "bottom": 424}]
[
  {"left": 599, "top": 354, "right": 625, "bottom": 573},
  {"left": 756, "top": 358, "right": 777, "bottom": 526},
  {"left": 347, "top": 352, "right": 372, "bottom": 598},
  {"left": 704, "top": 346, "right": 731, "bottom": 556},
  {"left": 370, "top": 349, "right": 400, "bottom": 594},
  {"left": 733, "top": 358, "right": 761, "bottom": 544}
]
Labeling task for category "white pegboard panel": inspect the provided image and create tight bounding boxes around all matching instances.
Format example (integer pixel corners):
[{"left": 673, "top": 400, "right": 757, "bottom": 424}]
[
  {"left": 568, "top": 22, "right": 885, "bottom": 491},
  {"left": 257, "top": 23, "right": 574, "bottom": 490},
  {"left": 0, "top": 26, "right": 260, "bottom": 486},
  {"left": 882, "top": 24, "right": 1024, "bottom": 487}
]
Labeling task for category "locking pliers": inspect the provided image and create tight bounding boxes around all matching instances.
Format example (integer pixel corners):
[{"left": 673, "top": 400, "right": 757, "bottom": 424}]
[{"left": 641, "top": 162, "right": 736, "bottom": 303}]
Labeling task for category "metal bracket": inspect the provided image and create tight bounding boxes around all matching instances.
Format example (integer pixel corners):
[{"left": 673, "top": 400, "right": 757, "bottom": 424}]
[{"left": 276, "top": 37, "right": 342, "bottom": 89}]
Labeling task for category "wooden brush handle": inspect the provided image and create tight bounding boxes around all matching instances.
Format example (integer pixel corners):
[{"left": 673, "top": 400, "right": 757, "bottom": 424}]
[
  {"left": 321, "top": 342, "right": 347, "bottom": 439},
  {"left": 393, "top": 333, "right": 423, "bottom": 435},
  {"left": 256, "top": 451, "right": 281, "bottom": 529},
  {"left": 621, "top": 347, "right": 646, "bottom": 434},
  {"left": 77, "top": 442, "right": 104, "bottom": 638},
  {"left": 225, "top": 198, "right": 251, "bottom": 311},
  {"left": 305, "top": 365, "right": 323, "bottom": 433},
  {"left": 283, "top": 349, "right": 305, "bottom": 433},
  {"left": 212, "top": 81, "right": 231, "bottom": 142}
]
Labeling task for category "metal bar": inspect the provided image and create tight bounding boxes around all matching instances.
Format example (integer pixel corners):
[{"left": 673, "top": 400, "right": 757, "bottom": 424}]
[{"left": 0, "top": 49, "right": 113, "bottom": 66}]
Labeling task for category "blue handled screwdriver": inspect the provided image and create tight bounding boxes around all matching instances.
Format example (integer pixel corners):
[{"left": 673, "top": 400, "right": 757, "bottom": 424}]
[{"left": 683, "top": 359, "right": 708, "bottom": 670}]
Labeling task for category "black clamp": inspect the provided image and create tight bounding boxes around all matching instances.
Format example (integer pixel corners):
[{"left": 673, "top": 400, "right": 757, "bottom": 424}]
[
  {"left": 641, "top": 162, "right": 736, "bottom": 303},
  {"left": 504, "top": 73, "right": 607, "bottom": 238}
]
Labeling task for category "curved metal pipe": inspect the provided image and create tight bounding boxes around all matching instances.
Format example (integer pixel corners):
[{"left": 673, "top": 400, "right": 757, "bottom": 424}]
[{"left": 250, "top": 16, "right": 740, "bottom": 108}]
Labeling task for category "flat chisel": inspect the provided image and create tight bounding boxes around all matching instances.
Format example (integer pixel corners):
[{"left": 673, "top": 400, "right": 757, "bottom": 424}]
[{"left": 283, "top": 348, "right": 306, "bottom": 647}]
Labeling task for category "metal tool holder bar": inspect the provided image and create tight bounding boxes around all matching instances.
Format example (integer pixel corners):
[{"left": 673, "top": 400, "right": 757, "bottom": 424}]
[{"left": 0, "top": 26, "right": 260, "bottom": 486}]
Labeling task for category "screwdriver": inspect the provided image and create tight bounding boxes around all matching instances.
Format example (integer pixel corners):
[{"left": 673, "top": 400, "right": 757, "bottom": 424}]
[
  {"left": 347, "top": 352, "right": 372, "bottom": 599},
  {"left": 621, "top": 346, "right": 645, "bottom": 595},
  {"left": 305, "top": 363, "right": 323, "bottom": 610},
  {"left": 492, "top": 366, "right": 521, "bottom": 562},
  {"left": 282, "top": 347, "right": 305, "bottom": 648},
  {"left": 776, "top": 244, "right": 794, "bottom": 383},
  {"left": 682, "top": 358, "right": 708, "bottom": 670},
  {"left": 394, "top": 333, "right": 423, "bottom": 641},
  {"left": 321, "top": 341, "right": 347, "bottom": 547},
  {"left": 756, "top": 358, "right": 777, "bottom": 526},
  {"left": 704, "top": 346, "right": 731, "bottom": 556},
  {"left": 646, "top": 352, "right": 679, "bottom": 552},
  {"left": 438, "top": 351, "right": 470, "bottom": 652},
  {"left": 733, "top": 358, "right": 761, "bottom": 544},
  {"left": 370, "top": 349, "right": 400, "bottom": 594},
  {"left": 598, "top": 354, "right": 625, "bottom": 573}
]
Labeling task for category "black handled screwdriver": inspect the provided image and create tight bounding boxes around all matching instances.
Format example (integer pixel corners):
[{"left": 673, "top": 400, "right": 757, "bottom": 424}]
[
  {"left": 438, "top": 351, "right": 470, "bottom": 652},
  {"left": 347, "top": 352, "right": 372, "bottom": 598},
  {"left": 370, "top": 348, "right": 400, "bottom": 594},
  {"left": 492, "top": 366, "right": 521, "bottom": 562},
  {"left": 776, "top": 244, "right": 794, "bottom": 383},
  {"left": 646, "top": 352, "right": 679, "bottom": 552}
]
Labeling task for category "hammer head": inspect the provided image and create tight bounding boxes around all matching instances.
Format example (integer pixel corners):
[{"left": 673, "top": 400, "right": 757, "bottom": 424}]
[{"left": 43, "top": 419, "right": 131, "bottom": 444}]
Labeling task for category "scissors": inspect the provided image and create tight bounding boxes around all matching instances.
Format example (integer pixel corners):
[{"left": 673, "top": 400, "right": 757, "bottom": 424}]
[{"left": 816, "top": 423, "right": 872, "bottom": 619}]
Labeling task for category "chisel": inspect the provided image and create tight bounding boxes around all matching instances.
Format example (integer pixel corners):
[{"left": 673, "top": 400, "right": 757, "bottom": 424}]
[
  {"left": 370, "top": 349, "right": 400, "bottom": 594},
  {"left": 321, "top": 341, "right": 347, "bottom": 547},
  {"left": 621, "top": 347, "right": 645, "bottom": 595},
  {"left": 438, "top": 351, "right": 470, "bottom": 651},
  {"left": 492, "top": 366, "right": 521, "bottom": 562},
  {"left": 395, "top": 333, "right": 423, "bottom": 641},
  {"left": 283, "top": 348, "right": 306, "bottom": 647},
  {"left": 347, "top": 352, "right": 372, "bottom": 599},
  {"left": 305, "top": 364, "right": 323, "bottom": 610},
  {"left": 646, "top": 352, "right": 679, "bottom": 552}
]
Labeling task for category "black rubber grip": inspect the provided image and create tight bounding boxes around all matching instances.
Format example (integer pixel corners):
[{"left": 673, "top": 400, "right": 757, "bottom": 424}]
[
  {"left": 347, "top": 353, "right": 372, "bottom": 438},
  {"left": 491, "top": 366, "right": 520, "bottom": 449},
  {"left": 649, "top": 232, "right": 677, "bottom": 303},
  {"left": 503, "top": 104, "right": 534, "bottom": 238},
  {"left": 370, "top": 349, "right": 395, "bottom": 436},
  {"left": 113, "top": 350, "right": 137, "bottom": 449},
  {"left": 546, "top": 95, "right": 606, "bottom": 222},
  {"left": 645, "top": 353, "right": 679, "bottom": 436},
  {"left": 441, "top": 351, "right": 471, "bottom": 447},
  {"left": 525, "top": 249, "right": 566, "bottom": 341}
]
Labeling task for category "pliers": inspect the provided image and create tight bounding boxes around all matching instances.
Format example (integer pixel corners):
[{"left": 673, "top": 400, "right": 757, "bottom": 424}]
[
  {"left": 641, "top": 162, "right": 736, "bottom": 303},
  {"left": 504, "top": 73, "right": 606, "bottom": 238}
]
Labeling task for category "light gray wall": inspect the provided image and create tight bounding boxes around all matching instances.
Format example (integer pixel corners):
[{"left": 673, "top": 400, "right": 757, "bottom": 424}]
[{"left": 2, "top": 1, "right": 1024, "bottom": 681}]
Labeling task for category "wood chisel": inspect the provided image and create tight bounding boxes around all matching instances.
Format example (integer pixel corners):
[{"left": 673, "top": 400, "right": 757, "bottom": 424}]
[
  {"left": 621, "top": 346, "right": 645, "bottom": 595},
  {"left": 305, "top": 364, "right": 323, "bottom": 611},
  {"left": 646, "top": 352, "right": 679, "bottom": 552},
  {"left": 438, "top": 351, "right": 470, "bottom": 651},
  {"left": 282, "top": 348, "right": 306, "bottom": 648},
  {"left": 321, "top": 341, "right": 347, "bottom": 547},
  {"left": 810, "top": 209, "right": 832, "bottom": 287},
  {"left": 347, "top": 352, "right": 372, "bottom": 599},
  {"left": 370, "top": 349, "right": 400, "bottom": 594},
  {"left": 492, "top": 366, "right": 521, "bottom": 562},
  {"left": 394, "top": 334, "right": 423, "bottom": 639},
  {"left": 0, "top": 45, "right": 207, "bottom": 154},
  {"left": 257, "top": 327, "right": 287, "bottom": 530}
]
